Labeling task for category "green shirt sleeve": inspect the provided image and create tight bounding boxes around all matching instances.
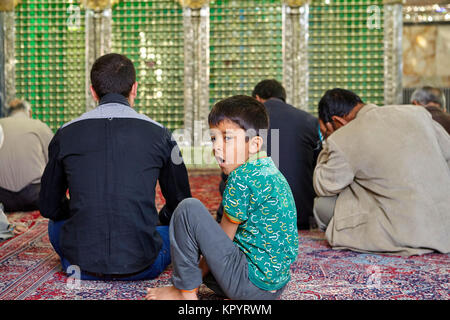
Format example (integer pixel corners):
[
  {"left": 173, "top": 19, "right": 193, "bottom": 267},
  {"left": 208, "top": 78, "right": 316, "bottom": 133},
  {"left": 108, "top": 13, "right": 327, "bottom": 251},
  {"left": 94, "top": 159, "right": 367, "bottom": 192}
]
[{"left": 222, "top": 173, "right": 250, "bottom": 224}]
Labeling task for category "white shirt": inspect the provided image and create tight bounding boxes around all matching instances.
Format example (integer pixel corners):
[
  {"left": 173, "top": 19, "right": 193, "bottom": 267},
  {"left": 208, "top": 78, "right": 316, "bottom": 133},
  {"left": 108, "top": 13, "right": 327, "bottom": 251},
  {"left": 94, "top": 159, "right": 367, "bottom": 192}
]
[{"left": 0, "top": 111, "right": 53, "bottom": 191}]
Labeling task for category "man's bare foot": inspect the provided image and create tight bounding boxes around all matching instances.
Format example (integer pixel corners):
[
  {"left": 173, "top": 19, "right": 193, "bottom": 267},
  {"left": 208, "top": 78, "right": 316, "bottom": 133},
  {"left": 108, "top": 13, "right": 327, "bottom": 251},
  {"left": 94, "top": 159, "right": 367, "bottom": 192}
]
[
  {"left": 145, "top": 286, "right": 198, "bottom": 300},
  {"left": 12, "top": 223, "right": 28, "bottom": 235}
]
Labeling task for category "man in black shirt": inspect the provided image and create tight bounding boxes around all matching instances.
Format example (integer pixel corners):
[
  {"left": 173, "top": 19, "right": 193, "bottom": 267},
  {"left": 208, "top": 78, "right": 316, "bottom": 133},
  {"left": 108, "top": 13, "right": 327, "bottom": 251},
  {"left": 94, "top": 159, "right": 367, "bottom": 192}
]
[{"left": 39, "top": 53, "right": 191, "bottom": 280}]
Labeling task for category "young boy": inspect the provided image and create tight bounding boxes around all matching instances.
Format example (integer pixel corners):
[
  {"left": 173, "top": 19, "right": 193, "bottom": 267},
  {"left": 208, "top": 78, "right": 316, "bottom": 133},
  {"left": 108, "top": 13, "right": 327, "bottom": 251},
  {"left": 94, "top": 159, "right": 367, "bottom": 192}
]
[{"left": 146, "top": 95, "right": 298, "bottom": 300}]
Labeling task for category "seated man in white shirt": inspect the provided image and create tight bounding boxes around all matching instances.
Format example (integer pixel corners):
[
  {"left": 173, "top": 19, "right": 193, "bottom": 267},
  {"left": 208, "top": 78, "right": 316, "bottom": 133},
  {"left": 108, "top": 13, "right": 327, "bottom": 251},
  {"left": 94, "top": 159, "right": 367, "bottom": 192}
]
[{"left": 0, "top": 99, "right": 53, "bottom": 212}]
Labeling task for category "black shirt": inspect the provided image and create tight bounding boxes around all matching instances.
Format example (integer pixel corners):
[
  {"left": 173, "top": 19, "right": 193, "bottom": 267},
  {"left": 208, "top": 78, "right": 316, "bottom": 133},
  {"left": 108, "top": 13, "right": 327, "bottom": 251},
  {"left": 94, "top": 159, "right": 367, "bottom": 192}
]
[
  {"left": 264, "top": 98, "right": 320, "bottom": 230},
  {"left": 39, "top": 94, "right": 191, "bottom": 274}
]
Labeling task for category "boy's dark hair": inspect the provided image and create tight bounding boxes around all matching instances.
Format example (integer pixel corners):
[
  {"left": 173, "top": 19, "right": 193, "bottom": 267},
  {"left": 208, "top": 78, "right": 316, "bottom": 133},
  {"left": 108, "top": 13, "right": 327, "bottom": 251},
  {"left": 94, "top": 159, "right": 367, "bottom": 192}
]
[
  {"left": 252, "top": 79, "right": 286, "bottom": 102},
  {"left": 208, "top": 95, "right": 269, "bottom": 136},
  {"left": 90, "top": 53, "right": 136, "bottom": 99},
  {"left": 318, "top": 88, "right": 364, "bottom": 123}
]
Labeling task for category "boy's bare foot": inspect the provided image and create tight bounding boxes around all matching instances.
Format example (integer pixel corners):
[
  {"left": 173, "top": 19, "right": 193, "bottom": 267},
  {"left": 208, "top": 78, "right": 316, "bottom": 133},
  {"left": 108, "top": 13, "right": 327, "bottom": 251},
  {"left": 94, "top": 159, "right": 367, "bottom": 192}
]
[{"left": 145, "top": 286, "right": 198, "bottom": 300}]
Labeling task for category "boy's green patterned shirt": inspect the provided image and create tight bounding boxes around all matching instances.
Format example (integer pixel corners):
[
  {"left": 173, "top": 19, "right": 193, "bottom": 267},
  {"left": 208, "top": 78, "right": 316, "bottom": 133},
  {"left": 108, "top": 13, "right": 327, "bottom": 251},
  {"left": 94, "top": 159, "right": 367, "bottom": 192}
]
[{"left": 223, "top": 154, "right": 299, "bottom": 291}]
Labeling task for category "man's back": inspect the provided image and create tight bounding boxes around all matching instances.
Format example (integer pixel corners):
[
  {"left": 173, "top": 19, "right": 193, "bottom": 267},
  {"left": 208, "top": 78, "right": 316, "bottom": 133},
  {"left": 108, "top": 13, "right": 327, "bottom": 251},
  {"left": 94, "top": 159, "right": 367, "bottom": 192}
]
[
  {"left": 40, "top": 100, "right": 191, "bottom": 274},
  {"left": 0, "top": 113, "right": 53, "bottom": 192},
  {"left": 315, "top": 104, "right": 450, "bottom": 255},
  {"left": 264, "top": 98, "right": 319, "bottom": 229}
]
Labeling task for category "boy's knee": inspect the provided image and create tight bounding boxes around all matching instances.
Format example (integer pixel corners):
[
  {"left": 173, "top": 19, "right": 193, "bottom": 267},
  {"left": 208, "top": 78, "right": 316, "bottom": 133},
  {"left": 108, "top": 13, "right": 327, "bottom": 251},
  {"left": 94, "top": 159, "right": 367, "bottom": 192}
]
[
  {"left": 183, "top": 197, "right": 202, "bottom": 206},
  {"left": 173, "top": 198, "right": 205, "bottom": 220},
  {"left": 172, "top": 198, "right": 210, "bottom": 225},
  {"left": 177, "top": 198, "right": 202, "bottom": 211}
]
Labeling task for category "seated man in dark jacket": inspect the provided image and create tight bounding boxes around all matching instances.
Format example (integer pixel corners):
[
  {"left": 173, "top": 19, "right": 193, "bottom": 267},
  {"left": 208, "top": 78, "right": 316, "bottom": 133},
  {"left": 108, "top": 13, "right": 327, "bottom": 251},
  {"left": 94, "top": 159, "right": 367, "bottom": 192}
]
[
  {"left": 253, "top": 80, "right": 321, "bottom": 230},
  {"left": 39, "top": 53, "right": 191, "bottom": 280}
]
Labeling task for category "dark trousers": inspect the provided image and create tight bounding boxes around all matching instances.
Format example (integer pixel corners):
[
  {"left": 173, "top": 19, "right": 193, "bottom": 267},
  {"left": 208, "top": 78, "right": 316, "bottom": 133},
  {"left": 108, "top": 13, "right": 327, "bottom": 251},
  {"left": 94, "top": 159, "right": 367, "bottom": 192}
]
[
  {"left": 0, "top": 183, "right": 40, "bottom": 212},
  {"left": 48, "top": 220, "right": 171, "bottom": 281},
  {"left": 215, "top": 173, "right": 228, "bottom": 223}
]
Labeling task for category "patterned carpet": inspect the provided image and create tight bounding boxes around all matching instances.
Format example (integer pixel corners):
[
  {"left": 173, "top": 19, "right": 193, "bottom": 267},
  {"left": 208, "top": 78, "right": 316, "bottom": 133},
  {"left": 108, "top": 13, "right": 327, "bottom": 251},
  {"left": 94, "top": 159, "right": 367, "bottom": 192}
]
[{"left": 1, "top": 174, "right": 449, "bottom": 300}]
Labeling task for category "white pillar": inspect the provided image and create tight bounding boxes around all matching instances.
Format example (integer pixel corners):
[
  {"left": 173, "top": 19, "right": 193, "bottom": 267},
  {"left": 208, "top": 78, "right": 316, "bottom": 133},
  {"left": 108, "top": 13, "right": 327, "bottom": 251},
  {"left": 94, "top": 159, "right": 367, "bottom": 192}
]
[
  {"left": 0, "top": 0, "right": 16, "bottom": 116},
  {"left": 282, "top": 0, "right": 309, "bottom": 111},
  {"left": 83, "top": 0, "right": 112, "bottom": 111},
  {"left": 181, "top": 0, "right": 210, "bottom": 145},
  {"left": 383, "top": 0, "right": 403, "bottom": 105}
]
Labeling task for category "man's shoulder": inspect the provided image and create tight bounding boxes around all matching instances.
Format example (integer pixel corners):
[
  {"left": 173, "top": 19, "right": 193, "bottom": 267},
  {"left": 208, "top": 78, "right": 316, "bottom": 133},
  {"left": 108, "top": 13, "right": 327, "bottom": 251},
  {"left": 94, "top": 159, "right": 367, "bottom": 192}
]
[
  {"left": 0, "top": 116, "right": 51, "bottom": 131},
  {"left": 30, "top": 118, "right": 53, "bottom": 131},
  {"left": 265, "top": 99, "right": 317, "bottom": 126},
  {"left": 328, "top": 104, "right": 426, "bottom": 146},
  {"left": 60, "top": 104, "right": 167, "bottom": 133},
  {"left": 426, "top": 106, "right": 450, "bottom": 119},
  {"left": 230, "top": 158, "right": 280, "bottom": 190}
]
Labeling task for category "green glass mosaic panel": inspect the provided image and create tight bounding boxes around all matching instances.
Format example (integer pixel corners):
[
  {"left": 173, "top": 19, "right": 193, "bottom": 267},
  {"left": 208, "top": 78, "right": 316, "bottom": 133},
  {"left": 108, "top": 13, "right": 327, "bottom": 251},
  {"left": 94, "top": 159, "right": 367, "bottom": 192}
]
[
  {"left": 112, "top": 0, "right": 184, "bottom": 131},
  {"left": 14, "top": 0, "right": 86, "bottom": 131},
  {"left": 209, "top": 0, "right": 283, "bottom": 106},
  {"left": 308, "top": 0, "right": 385, "bottom": 112}
]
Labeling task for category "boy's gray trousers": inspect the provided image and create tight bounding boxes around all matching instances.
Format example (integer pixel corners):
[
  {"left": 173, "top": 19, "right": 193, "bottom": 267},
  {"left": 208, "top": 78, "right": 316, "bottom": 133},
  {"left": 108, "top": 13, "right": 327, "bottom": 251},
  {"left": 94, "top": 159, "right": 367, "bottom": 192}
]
[{"left": 169, "top": 198, "right": 284, "bottom": 300}]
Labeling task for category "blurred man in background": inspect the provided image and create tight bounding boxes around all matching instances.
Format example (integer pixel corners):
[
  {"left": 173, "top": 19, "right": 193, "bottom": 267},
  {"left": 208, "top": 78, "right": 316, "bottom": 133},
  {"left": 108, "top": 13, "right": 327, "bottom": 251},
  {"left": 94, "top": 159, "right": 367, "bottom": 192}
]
[
  {"left": 0, "top": 99, "right": 53, "bottom": 212},
  {"left": 410, "top": 86, "right": 450, "bottom": 134}
]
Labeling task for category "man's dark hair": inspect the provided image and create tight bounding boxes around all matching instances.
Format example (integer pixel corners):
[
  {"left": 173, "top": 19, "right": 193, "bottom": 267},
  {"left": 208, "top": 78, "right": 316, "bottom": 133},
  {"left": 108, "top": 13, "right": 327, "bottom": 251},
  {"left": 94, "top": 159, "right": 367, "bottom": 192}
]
[
  {"left": 208, "top": 95, "right": 269, "bottom": 136},
  {"left": 252, "top": 79, "right": 286, "bottom": 102},
  {"left": 90, "top": 53, "right": 136, "bottom": 99},
  {"left": 318, "top": 88, "right": 364, "bottom": 123}
]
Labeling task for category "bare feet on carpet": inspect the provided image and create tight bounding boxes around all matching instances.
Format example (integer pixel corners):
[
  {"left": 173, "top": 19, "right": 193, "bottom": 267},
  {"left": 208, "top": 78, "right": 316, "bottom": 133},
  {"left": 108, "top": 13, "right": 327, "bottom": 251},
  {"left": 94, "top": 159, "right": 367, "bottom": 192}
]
[
  {"left": 12, "top": 223, "right": 28, "bottom": 235},
  {"left": 145, "top": 286, "right": 198, "bottom": 300}
]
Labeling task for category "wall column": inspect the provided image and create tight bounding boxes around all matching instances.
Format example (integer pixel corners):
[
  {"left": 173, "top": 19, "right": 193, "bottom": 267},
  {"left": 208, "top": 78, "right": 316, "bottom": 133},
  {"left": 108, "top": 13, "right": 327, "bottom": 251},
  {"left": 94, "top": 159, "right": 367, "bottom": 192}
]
[
  {"left": 180, "top": 0, "right": 210, "bottom": 146},
  {"left": 0, "top": 0, "right": 16, "bottom": 117},
  {"left": 82, "top": 0, "right": 113, "bottom": 111},
  {"left": 383, "top": 0, "right": 403, "bottom": 105},
  {"left": 282, "top": 0, "right": 309, "bottom": 111}
]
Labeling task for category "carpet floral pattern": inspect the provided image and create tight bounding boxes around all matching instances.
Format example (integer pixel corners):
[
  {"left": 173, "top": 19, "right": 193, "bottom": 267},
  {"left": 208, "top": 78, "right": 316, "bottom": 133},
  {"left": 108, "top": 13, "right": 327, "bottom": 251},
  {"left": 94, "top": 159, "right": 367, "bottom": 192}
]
[{"left": 1, "top": 175, "right": 448, "bottom": 300}]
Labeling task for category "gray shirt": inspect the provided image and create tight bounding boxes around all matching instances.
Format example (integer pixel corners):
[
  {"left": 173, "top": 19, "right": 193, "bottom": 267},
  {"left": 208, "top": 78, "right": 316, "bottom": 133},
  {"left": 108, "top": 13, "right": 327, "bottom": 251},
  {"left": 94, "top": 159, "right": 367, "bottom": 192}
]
[{"left": 0, "top": 111, "right": 53, "bottom": 192}]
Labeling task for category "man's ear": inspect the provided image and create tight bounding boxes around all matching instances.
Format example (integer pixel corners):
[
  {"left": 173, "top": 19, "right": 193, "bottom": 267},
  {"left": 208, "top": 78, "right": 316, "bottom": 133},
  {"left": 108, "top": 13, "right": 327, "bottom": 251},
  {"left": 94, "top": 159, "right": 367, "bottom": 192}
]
[
  {"left": 249, "top": 135, "right": 264, "bottom": 154},
  {"left": 90, "top": 85, "right": 100, "bottom": 102},
  {"left": 254, "top": 95, "right": 265, "bottom": 103},
  {"left": 331, "top": 115, "right": 348, "bottom": 127},
  {"left": 130, "top": 81, "right": 138, "bottom": 98}
]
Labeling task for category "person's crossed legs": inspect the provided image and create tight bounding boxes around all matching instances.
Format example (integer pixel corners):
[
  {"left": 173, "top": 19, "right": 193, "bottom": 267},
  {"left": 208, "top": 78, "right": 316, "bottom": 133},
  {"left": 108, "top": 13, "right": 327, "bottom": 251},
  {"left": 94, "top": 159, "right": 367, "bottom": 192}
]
[{"left": 146, "top": 198, "right": 282, "bottom": 300}]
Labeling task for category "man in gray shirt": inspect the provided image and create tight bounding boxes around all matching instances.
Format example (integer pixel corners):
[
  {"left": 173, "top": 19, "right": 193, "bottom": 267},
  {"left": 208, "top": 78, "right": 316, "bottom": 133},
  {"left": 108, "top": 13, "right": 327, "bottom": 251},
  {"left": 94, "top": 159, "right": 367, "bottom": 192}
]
[
  {"left": 410, "top": 86, "right": 450, "bottom": 134},
  {"left": 0, "top": 99, "right": 53, "bottom": 212}
]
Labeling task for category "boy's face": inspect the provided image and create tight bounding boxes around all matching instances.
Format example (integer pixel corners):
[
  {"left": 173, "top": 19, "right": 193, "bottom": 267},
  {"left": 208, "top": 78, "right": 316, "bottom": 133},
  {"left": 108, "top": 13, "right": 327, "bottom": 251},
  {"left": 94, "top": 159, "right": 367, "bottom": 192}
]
[{"left": 210, "top": 119, "right": 251, "bottom": 175}]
